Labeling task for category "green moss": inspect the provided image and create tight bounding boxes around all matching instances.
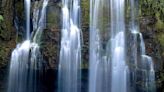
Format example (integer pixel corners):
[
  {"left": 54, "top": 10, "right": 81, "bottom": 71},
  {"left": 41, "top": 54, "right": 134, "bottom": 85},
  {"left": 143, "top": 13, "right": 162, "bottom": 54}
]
[
  {"left": 15, "top": 2, "right": 24, "bottom": 20},
  {"left": 81, "top": 0, "right": 89, "bottom": 26},
  {"left": 155, "top": 13, "right": 164, "bottom": 30},
  {"left": 157, "top": 34, "right": 164, "bottom": 50},
  {"left": 140, "top": 0, "right": 164, "bottom": 22},
  {"left": 47, "top": 6, "right": 60, "bottom": 28},
  {"left": 156, "top": 20, "right": 164, "bottom": 31},
  {"left": 0, "top": 46, "right": 9, "bottom": 67},
  {"left": 0, "top": 15, "right": 4, "bottom": 21}
]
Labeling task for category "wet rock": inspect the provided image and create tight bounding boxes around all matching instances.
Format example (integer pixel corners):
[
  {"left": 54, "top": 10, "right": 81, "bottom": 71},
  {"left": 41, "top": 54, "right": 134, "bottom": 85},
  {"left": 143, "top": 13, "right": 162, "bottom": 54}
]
[{"left": 41, "top": 29, "right": 60, "bottom": 69}]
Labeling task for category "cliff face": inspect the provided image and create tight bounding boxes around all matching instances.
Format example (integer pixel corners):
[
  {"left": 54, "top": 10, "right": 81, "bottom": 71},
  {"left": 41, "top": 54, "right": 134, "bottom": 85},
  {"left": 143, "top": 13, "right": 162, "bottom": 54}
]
[
  {"left": 139, "top": 1, "right": 164, "bottom": 91},
  {"left": 0, "top": 0, "right": 164, "bottom": 91},
  {"left": 0, "top": 0, "right": 16, "bottom": 91},
  {"left": 0, "top": 0, "right": 16, "bottom": 68}
]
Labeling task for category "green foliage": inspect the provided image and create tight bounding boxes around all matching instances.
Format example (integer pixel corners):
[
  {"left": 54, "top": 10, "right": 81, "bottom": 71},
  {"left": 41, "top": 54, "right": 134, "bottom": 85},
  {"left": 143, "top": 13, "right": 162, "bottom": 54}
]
[
  {"left": 140, "top": 0, "right": 164, "bottom": 22},
  {"left": 0, "top": 46, "right": 8, "bottom": 67},
  {"left": 157, "top": 34, "right": 164, "bottom": 51},
  {"left": 155, "top": 12, "right": 164, "bottom": 30},
  {"left": 47, "top": 10, "right": 59, "bottom": 28},
  {"left": 0, "top": 15, "right": 4, "bottom": 36},
  {"left": 146, "top": 0, "right": 164, "bottom": 53},
  {"left": 81, "top": 0, "right": 90, "bottom": 26},
  {"left": 0, "top": 15, "right": 4, "bottom": 21}
]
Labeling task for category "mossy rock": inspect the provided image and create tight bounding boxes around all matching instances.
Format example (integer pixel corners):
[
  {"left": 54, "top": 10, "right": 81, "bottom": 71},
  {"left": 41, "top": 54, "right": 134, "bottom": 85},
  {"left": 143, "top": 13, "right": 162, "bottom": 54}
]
[
  {"left": 155, "top": 13, "right": 164, "bottom": 31},
  {"left": 81, "top": 0, "right": 89, "bottom": 26},
  {"left": 47, "top": 4, "right": 61, "bottom": 29}
]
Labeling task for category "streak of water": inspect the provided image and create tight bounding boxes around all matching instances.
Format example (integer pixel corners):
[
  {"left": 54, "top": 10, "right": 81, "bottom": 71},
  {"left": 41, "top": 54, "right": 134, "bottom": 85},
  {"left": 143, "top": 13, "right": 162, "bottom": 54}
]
[
  {"left": 8, "top": 0, "right": 49, "bottom": 92},
  {"left": 58, "top": 0, "right": 81, "bottom": 92}
]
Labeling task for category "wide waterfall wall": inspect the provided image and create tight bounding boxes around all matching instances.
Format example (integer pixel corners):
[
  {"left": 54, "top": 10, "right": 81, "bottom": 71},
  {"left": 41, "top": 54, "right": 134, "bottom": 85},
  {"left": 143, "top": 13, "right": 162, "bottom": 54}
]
[
  {"left": 89, "top": 0, "right": 156, "bottom": 92},
  {"left": 58, "top": 0, "right": 81, "bottom": 92},
  {"left": 7, "top": 0, "right": 156, "bottom": 92},
  {"left": 8, "top": 0, "right": 49, "bottom": 92}
]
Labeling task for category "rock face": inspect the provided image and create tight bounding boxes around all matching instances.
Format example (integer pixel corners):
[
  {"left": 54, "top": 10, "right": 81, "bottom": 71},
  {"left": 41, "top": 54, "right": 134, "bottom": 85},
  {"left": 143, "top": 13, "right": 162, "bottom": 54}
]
[
  {"left": 40, "top": 1, "right": 61, "bottom": 69},
  {"left": 0, "top": 0, "right": 16, "bottom": 67},
  {"left": 139, "top": 1, "right": 164, "bottom": 91},
  {"left": 0, "top": 0, "right": 16, "bottom": 91},
  {"left": 140, "top": 17, "right": 162, "bottom": 69}
]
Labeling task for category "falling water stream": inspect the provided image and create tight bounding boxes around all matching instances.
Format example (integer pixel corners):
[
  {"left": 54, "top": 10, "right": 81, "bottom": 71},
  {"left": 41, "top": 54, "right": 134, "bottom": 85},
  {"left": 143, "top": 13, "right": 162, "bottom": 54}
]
[
  {"left": 89, "top": 0, "right": 156, "bottom": 92},
  {"left": 25, "top": 0, "right": 31, "bottom": 40},
  {"left": 7, "top": 0, "right": 156, "bottom": 92},
  {"left": 89, "top": 0, "right": 128, "bottom": 92},
  {"left": 8, "top": 0, "right": 49, "bottom": 92},
  {"left": 89, "top": 0, "right": 111, "bottom": 92},
  {"left": 129, "top": 0, "right": 156, "bottom": 92},
  {"left": 58, "top": 0, "right": 81, "bottom": 92},
  {"left": 110, "top": 0, "right": 128, "bottom": 92}
]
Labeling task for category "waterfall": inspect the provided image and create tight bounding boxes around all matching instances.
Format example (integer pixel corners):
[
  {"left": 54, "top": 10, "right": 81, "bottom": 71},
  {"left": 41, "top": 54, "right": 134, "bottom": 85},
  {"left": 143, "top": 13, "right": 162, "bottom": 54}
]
[
  {"left": 8, "top": 40, "right": 30, "bottom": 92},
  {"left": 89, "top": 0, "right": 156, "bottom": 92},
  {"left": 33, "top": 0, "right": 49, "bottom": 43},
  {"left": 89, "top": 0, "right": 111, "bottom": 92},
  {"left": 110, "top": 0, "right": 128, "bottom": 92},
  {"left": 7, "top": 0, "right": 49, "bottom": 92},
  {"left": 89, "top": 0, "right": 128, "bottom": 92},
  {"left": 129, "top": 0, "right": 156, "bottom": 92},
  {"left": 25, "top": 0, "right": 31, "bottom": 40},
  {"left": 7, "top": 0, "right": 156, "bottom": 92},
  {"left": 58, "top": 0, "right": 82, "bottom": 92}
]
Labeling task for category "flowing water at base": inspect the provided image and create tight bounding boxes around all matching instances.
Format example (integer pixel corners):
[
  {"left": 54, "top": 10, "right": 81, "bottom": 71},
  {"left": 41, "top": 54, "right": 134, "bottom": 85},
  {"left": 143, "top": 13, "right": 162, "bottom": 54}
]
[
  {"left": 7, "top": 0, "right": 49, "bottom": 92},
  {"left": 58, "top": 0, "right": 82, "bottom": 92}
]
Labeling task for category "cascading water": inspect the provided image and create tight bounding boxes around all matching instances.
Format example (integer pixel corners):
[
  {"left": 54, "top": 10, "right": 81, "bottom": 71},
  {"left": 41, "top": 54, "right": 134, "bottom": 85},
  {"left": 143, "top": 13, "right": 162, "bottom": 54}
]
[
  {"left": 89, "top": 0, "right": 128, "bottom": 92},
  {"left": 129, "top": 0, "right": 156, "bottom": 92},
  {"left": 89, "top": 0, "right": 111, "bottom": 92},
  {"left": 33, "top": 0, "right": 49, "bottom": 43},
  {"left": 89, "top": 0, "right": 156, "bottom": 92},
  {"left": 58, "top": 0, "right": 81, "bottom": 92},
  {"left": 8, "top": 0, "right": 31, "bottom": 91},
  {"left": 8, "top": 0, "right": 49, "bottom": 92},
  {"left": 110, "top": 0, "right": 129, "bottom": 92},
  {"left": 8, "top": 40, "right": 31, "bottom": 92},
  {"left": 7, "top": 0, "right": 156, "bottom": 92}
]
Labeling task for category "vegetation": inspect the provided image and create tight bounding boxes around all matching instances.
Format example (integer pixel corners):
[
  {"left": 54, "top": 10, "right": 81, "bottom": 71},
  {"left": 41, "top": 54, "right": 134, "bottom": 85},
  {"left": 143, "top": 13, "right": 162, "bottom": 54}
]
[
  {"left": 0, "top": 15, "right": 3, "bottom": 21},
  {"left": 81, "top": 0, "right": 89, "bottom": 27},
  {"left": 0, "top": 15, "right": 4, "bottom": 35}
]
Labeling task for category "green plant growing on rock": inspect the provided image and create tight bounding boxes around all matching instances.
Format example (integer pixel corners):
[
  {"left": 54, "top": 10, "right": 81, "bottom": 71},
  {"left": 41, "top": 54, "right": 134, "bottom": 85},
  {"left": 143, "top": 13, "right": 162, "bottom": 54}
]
[
  {"left": 157, "top": 34, "right": 164, "bottom": 51},
  {"left": 0, "top": 15, "right": 4, "bottom": 21},
  {"left": 0, "top": 15, "right": 4, "bottom": 37},
  {"left": 81, "top": 0, "right": 89, "bottom": 27},
  {"left": 155, "top": 12, "right": 164, "bottom": 31},
  {"left": 140, "top": 0, "right": 164, "bottom": 29}
]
